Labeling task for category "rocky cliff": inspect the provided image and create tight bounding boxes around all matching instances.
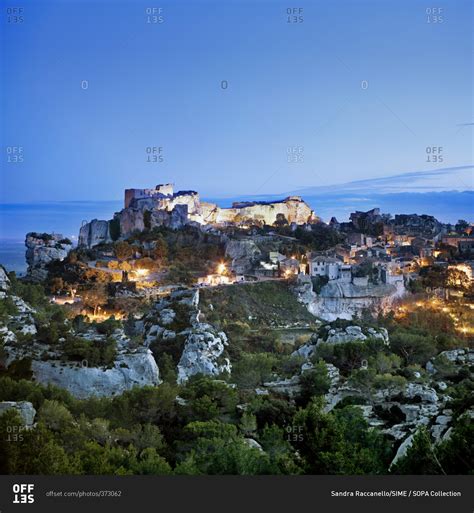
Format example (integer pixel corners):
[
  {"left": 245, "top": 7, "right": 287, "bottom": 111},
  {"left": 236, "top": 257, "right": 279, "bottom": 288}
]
[
  {"left": 25, "top": 233, "right": 73, "bottom": 281},
  {"left": 294, "top": 274, "right": 405, "bottom": 321},
  {"left": 225, "top": 239, "right": 262, "bottom": 274},
  {"left": 78, "top": 184, "right": 319, "bottom": 247},
  {"left": 142, "top": 288, "right": 231, "bottom": 384}
]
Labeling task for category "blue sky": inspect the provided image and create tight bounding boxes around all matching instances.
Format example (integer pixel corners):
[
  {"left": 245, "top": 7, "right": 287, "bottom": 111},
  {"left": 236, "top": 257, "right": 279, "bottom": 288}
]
[{"left": 1, "top": 0, "right": 472, "bottom": 203}]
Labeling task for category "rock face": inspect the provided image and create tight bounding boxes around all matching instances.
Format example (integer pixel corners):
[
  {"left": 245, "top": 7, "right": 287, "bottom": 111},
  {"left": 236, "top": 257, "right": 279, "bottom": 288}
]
[
  {"left": 0, "top": 401, "right": 36, "bottom": 426},
  {"left": 79, "top": 184, "right": 319, "bottom": 247},
  {"left": 225, "top": 239, "right": 262, "bottom": 274},
  {"left": 293, "top": 324, "right": 389, "bottom": 360},
  {"left": 32, "top": 350, "right": 160, "bottom": 399},
  {"left": 292, "top": 322, "right": 462, "bottom": 443},
  {"left": 294, "top": 274, "right": 404, "bottom": 321},
  {"left": 25, "top": 233, "right": 72, "bottom": 281},
  {"left": 78, "top": 219, "right": 111, "bottom": 247},
  {"left": 0, "top": 266, "right": 10, "bottom": 291},
  {"left": 389, "top": 433, "right": 415, "bottom": 469},
  {"left": 177, "top": 323, "right": 231, "bottom": 383},
  {"left": 142, "top": 288, "right": 230, "bottom": 384}
]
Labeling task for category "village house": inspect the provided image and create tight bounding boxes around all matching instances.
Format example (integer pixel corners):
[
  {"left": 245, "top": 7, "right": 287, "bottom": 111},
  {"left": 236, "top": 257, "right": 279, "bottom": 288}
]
[{"left": 308, "top": 255, "right": 341, "bottom": 280}]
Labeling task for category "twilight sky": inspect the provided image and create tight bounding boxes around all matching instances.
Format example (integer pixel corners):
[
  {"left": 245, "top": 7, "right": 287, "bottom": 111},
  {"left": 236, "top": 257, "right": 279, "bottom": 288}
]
[{"left": 1, "top": 0, "right": 472, "bottom": 203}]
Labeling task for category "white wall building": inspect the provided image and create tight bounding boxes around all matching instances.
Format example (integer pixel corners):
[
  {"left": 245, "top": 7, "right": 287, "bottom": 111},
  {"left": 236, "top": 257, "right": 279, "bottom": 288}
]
[{"left": 309, "top": 256, "right": 341, "bottom": 280}]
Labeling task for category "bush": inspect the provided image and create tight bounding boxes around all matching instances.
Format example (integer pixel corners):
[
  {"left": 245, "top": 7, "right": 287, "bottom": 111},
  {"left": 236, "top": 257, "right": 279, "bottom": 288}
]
[
  {"left": 62, "top": 335, "right": 117, "bottom": 367},
  {"left": 298, "top": 360, "right": 331, "bottom": 404}
]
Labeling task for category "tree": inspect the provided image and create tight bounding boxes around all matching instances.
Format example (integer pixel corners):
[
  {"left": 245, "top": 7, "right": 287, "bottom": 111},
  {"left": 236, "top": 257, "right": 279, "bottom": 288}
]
[
  {"left": 152, "top": 237, "right": 168, "bottom": 260},
  {"left": 298, "top": 360, "right": 330, "bottom": 405},
  {"left": 114, "top": 241, "right": 134, "bottom": 261},
  {"left": 81, "top": 284, "right": 108, "bottom": 316},
  {"left": 293, "top": 399, "right": 390, "bottom": 474},
  {"left": 239, "top": 412, "right": 257, "bottom": 436},
  {"left": 38, "top": 400, "right": 74, "bottom": 431},
  {"left": 447, "top": 268, "right": 470, "bottom": 289},
  {"left": 176, "top": 420, "right": 271, "bottom": 475},
  {"left": 49, "top": 277, "right": 65, "bottom": 294},
  {"left": 455, "top": 219, "right": 469, "bottom": 233},
  {"left": 390, "top": 428, "right": 444, "bottom": 475},
  {"left": 274, "top": 213, "right": 289, "bottom": 227}
]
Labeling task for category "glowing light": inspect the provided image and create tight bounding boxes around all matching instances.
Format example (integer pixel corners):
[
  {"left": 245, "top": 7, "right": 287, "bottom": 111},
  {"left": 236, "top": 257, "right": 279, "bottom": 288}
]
[{"left": 217, "top": 262, "right": 226, "bottom": 275}]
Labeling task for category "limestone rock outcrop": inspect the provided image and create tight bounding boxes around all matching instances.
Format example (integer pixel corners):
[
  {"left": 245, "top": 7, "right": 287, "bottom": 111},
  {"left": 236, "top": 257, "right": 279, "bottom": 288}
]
[
  {"left": 225, "top": 239, "right": 262, "bottom": 274},
  {"left": 32, "top": 349, "right": 160, "bottom": 399},
  {"left": 293, "top": 323, "right": 389, "bottom": 360},
  {"left": 78, "top": 219, "right": 111, "bottom": 247},
  {"left": 0, "top": 266, "right": 10, "bottom": 291},
  {"left": 294, "top": 274, "right": 404, "bottom": 321},
  {"left": 25, "top": 233, "right": 72, "bottom": 281},
  {"left": 177, "top": 323, "right": 231, "bottom": 383},
  {"left": 79, "top": 184, "right": 319, "bottom": 247},
  {"left": 0, "top": 401, "right": 36, "bottom": 426}
]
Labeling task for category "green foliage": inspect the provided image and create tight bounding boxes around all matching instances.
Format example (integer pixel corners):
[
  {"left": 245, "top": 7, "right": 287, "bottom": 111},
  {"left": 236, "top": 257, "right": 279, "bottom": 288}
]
[
  {"left": 157, "top": 353, "right": 177, "bottom": 384},
  {"left": 231, "top": 352, "right": 279, "bottom": 389},
  {"left": 200, "top": 281, "right": 316, "bottom": 330},
  {"left": 8, "top": 276, "right": 47, "bottom": 308},
  {"left": 62, "top": 335, "right": 117, "bottom": 367},
  {"left": 180, "top": 376, "right": 239, "bottom": 420},
  {"left": 293, "top": 399, "right": 391, "bottom": 474},
  {"left": 298, "top": 360, "right": 331, "bottom": 404},
  {"left": 114, "top": 241, "right": 134, "bottom": 261},
  {"left": 314, "top": 339, "right": 386, "bottom": 375},
  {"left": 143, "top": 209, "right": 152, "bottom": 230},
  {"left": 166, "top": 263, "right": 195, "bottom": 285},
  {"left": 0, "top": 296, "right": 18, "bottom": 321},
  {"left": 389, "top": 328, "right": 441, "bottom": 366},
  {"left": 0, "top": 410, "right": 76, "bottom": 474},
  {"left": 176, "top": 420, "right": 272, "bottom": 475},
  {"left": 109, "top": 218, "right": 121, "bottom": 241},
  {"left": 311, "top": 275, "right": 329, "bottom": 293},
  {"left": 390, "top": 428, "right": 444, "bottom": 475},
  {"left": 95, "top": 318, "right": 121, "bottom": 336},
  {"left": 38, "top": 400, "right": 75, "bottom": 431}
]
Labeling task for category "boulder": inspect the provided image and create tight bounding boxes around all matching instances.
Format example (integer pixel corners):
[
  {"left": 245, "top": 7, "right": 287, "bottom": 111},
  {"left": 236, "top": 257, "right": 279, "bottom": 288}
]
[
  {"left": 0, "top": 401, "right": 36, "bottom": 426},
  {"left": 390, "top": 433, "right": 415, "bottom": 469},
  {"left": 262, "top": 375, "right": 301, "bottom": 397},
  {"left": 31, "top": 350, "right": 160, "bottom": 399},
  {"left": 244, "top": 438, "right": 263, "bottom": 451},
  {"left": 159, "top": 308, "right": 176, "bottom": 326}
]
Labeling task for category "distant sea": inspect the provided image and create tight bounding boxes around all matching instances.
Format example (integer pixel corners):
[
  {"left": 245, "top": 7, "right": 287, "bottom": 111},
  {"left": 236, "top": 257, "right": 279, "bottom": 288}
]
[
  {"left": 0, "top": 201, "right": 122, "bottom": 274},
  {"left": 1, "top": 191, "right": 472, "bottom": 275}
]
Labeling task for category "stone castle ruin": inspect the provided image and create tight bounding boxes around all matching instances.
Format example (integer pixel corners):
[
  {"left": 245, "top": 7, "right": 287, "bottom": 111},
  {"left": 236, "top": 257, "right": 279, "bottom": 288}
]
[{"left": 79, "top": 183, "right": 318, "bottom": 247}]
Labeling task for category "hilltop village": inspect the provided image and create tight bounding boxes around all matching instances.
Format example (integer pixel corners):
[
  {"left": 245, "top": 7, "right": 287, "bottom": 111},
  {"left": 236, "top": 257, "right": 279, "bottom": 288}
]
[{"left": 0, "top": 183, "right": 472, "bottom": 475}]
